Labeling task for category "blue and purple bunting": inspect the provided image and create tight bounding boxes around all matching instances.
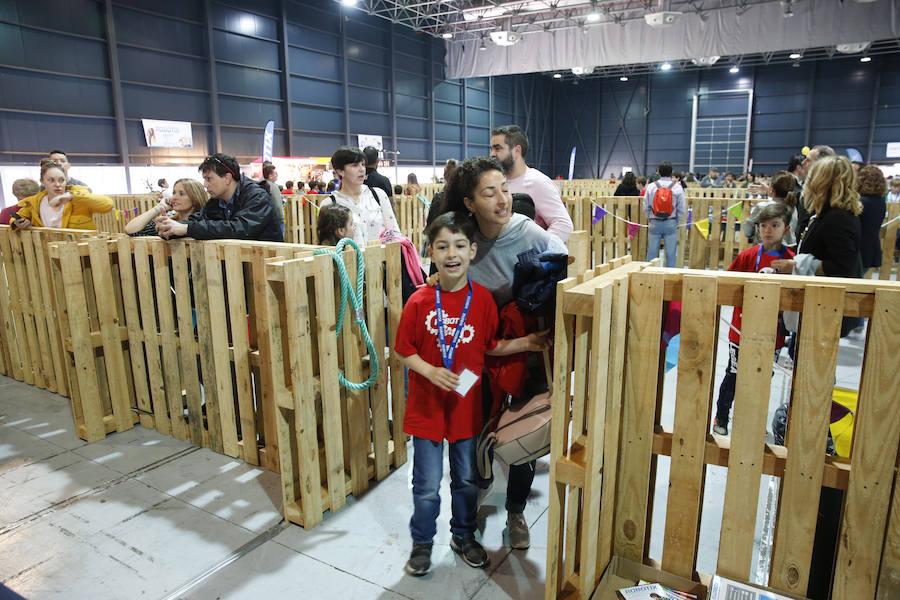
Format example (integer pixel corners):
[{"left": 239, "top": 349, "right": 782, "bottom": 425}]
[{"left": 592, "top": 206, "right": 607, "bottom": 225}]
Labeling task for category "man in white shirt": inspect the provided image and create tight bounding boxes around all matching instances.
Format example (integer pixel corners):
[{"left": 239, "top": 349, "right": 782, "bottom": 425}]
[{"left": 489, "top": 125, "right": 573, "bottom": 243}]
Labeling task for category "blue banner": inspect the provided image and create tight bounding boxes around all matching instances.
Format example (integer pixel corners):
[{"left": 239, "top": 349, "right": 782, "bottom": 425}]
[
  {"left": 567, "top": 146, "right": 576, "bottom": 180},
  {"left": 262, "top": 120, "right": 274, "bottom": 163}
]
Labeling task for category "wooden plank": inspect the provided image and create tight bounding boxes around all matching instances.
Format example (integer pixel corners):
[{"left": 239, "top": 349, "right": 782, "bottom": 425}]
[
  {"left": 385, "top": 242, "right": 407, "bottom": 467},
  {"left": 338, "top": 246, "right": 370, "bottom": 497},
  {"left": 689, "top": 199, "right": 708, "bottom": 270},
  {"left": 251, "top": 246, "right": 282, "bottom": 472},
  {"left": 281, "top": 259, "right": 325, "bottom": 526},
  {"left": 170, "top": 242, "right": 204, "bottom": 445},
  {"left": 59, "top": 247, "right": 106, "bottom": 442},
  {"left": 224, "top": 244, "right": 258, "bottom": 465},
  {"left": 32, "top": 231, "right": 69, "bottom": 395},
  {"left": 191, "top": 242, "right": 222, "bottom": 452},
  {"left": 614, "top": 271, "right": 664, "bottom": 562},
  {"left": 87, "top": 239, "right": 134, "bottom": 433},
  {"left": 363, "top": 245, "right": 391, "bottom": 481},
  {"left": 546, "top": 277, "right": 579, "bottom": 600},
  {"left": 834, "top": 289, "right": 900, "bottom": 598},
  {"left": 708, "top": 200, "right": 722, "bottom": 271},
  {"left": 204, "top": 243, "right": 240, "bottom": 458},
  {"left": 661, "top": 275, "right": 718, "bottom": 578},
  {"left": 133, "top": 239, "right": 171, "bottom": 436},
  {"left": 8, "top": 231, "right": 40, "bottom": 386},
  {"left": 116, "top": 237, "right": 154, "bottom": 430},
  {"left": 723, "top": 201, "right": 736, "bottom": 268},
  {"left": 151, "top": 239, "right": 188, "bottom": 441},
  {"left": 769, "top": 284, "right": 845, "bottom": 595},
  {"left": 717, "top": 281, "right": 781, "bottom": 581},
  {"left": 21, "top": 232, "right": 55, "bottom": 391},
  {"left": 0, "top": 230, "right": 24, "bottom": 380},
  {"left": 878, "top": 445, "right": 900, "bottom": 599},
  {"left": 564, "top": 312, "right": 591, "bottom": 579},
  {"left": 878, "top": 204, "right": 900, "bottom": 281},
  {"left": 314, "top": 252, "right": 347, "bottom": 512}
]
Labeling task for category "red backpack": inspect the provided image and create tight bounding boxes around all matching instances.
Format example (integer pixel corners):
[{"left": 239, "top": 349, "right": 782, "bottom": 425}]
[{"left": 651, "top": 181, "right": 674, "bottom": 219}]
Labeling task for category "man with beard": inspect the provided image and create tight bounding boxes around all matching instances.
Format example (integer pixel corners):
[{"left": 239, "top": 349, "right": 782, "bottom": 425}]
[{"left": 489, "top": 125, "right": 573, "bottom": 242}]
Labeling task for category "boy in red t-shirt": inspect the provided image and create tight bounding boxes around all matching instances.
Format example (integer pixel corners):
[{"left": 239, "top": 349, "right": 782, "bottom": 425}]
[
  {"left": 394, "top": 212, "right": 550, "bottom": 576},
  {"left": 713, "top": 203, "right": 795, "bottom": 436}
]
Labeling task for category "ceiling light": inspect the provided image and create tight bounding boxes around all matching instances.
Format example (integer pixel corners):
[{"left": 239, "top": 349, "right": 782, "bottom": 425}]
[
  {"left": 644, "top": 11, "right": 682, "bottom": 28},
  {"left": 340, "top": 0, "right": 357, "bottom": 5},
  {"left": 586, "top": 12, "right": 600, "bottom": 23},
  {"left": 571, "top": 66, "right": 584, "bottom": 75},
  {"left": 553, "top": 73, "right": 562, "bottom": 79},
  {"left": 860, "top": 56, "right": 872, "bottom": 62},
  {"left": 836, "top": 42, "right": 871, "bottom": 54},
  {"left": 442, "top": 32, "right": 453, "bottom": 39},
  {"left": 792, "top": 61, "right": 800, "bottom": 68},
  {"left": 660, "top": 62, "right": 672, "bottom": 71},
  {"left": 479, "top": 40, "right": 486, "bottom": 51},
  {"left": 729, "top": 65, "right": 740, "bottom": 73},
  {"left": 789, "top": 52, "right": 801, "bottom": 59},
  {"left": 489, "top": 30, "right": 522, "bottom": 46},
  {"left": 620, "top": 76, "right": 629, "bottom": 81},
  {"left": 691, "top": 56, "right": 720, "bottom": 66}
]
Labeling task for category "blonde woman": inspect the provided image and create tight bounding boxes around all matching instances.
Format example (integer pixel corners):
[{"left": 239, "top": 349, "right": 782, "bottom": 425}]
[
  {"left": 11, "top": 159, "right": 112, "bottom": 230},
  {"left": 125, "top": 178, "right": 207, "bottom": 236}
]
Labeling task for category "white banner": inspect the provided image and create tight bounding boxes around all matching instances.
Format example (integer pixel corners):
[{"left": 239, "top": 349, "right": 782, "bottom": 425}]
[
  {"left": 887, "top": 142, "right": 900, "bottom": 158},
  {"left": 141, "top": 119, "right": 193, "bottom": 149},
  {"left": 357, "top": 134, "right": 383, "bottom": 152}
]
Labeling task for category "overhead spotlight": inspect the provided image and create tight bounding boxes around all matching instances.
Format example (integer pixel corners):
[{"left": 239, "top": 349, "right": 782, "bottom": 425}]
[
  {"left": 792, "top": 61, "right": 800, "bottom": 68},
  {"left": 836, "top": 42, "right": 871, "bottom": 54},
  {"left": 660, "top": 62, "right": 672, "bottom": 71},
  {"left": 571, "top": 66, "right": 584, "bottom": 75},
  {"left": 490, "top": 30, "right": 522, "bottom": 46},
  {"left": 860, "top": 56, "right": 872, "bottom": 62},
  {"left": 553, "top": 73, "right": 562, "bottom": 79},
  {"left": 783, "top": 5, "right": 794, "bottom": 17},
  {"left": 789, "top": 52, "right": 802, "bottom": 59},
  {"left": 479, "top": 40, "right": 487, "bottom": 51},
  {"left": 620, "top": 76, "right": 629, "bottom": 81},
  {"left": 442, "top": 32, "right": 453, "bottom": 39},
  {"left": 586, "top": 12, "right": 600, "bottom": 23},
  {"left": 340, "top": 0, "right": 358, "bottom": 5},
  {"left": 644, "top": 11, "right": 682, "bottom": 27},
  {"left": 691, "top": 56, "right": 720, "bottom": 66},
  {"left": 729, "top": 65, "right": 740, "bottom": 73}
]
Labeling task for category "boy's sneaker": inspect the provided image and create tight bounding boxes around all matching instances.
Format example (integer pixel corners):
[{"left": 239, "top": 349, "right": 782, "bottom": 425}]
[
  {"left": 405, "top": 542, "right": 432, "bottom": 576},
  {"left": 450, "top": 536, "right": 490, "bottom": 569},
  {"left": 713, "top": 417, "right": 728, "bottom": 436},
  {"left": 506, "top": 512, "right": 530, "bottom": 549}
]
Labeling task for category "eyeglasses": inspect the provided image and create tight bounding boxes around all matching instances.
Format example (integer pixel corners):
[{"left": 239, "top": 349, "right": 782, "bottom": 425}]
[{"left": 206, "top": 155, "right": 238, "bottom": 179}]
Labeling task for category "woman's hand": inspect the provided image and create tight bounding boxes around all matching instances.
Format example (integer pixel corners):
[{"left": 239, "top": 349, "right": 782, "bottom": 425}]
[
  {"left": 425, "top": 272, "right": 440, "bottom": 287},
  {"left": 428, "top": 365, "right": 459, "bottom": 391},
  {"left": 771, "top": 259, "right": 795, "bottom": 273},
  {"left": 13, "top": 217, "right": 31, "bottom": 230},
  {"left": 155, "top": 196, "right": 171, "bottom": 217},
  {"left": 48, "top": 192, "right": 73, "bottom": 209}
]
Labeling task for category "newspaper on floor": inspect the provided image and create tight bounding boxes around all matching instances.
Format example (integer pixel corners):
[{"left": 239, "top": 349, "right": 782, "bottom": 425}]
[
  {"left": 618, "top": 582, "right": 696, "bottom": 600},
  {"left": 709, "top": 575, "right": 804, "bottom": 600}
]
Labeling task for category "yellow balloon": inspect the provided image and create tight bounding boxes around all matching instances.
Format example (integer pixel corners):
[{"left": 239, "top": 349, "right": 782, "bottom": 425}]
[{"left": 801, "top": 146, "right": 810, "bottom": 156}]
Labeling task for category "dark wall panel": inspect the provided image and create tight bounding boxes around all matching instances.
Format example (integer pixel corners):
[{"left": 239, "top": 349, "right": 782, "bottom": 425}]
[
  {"left": 0, "top": 68, "right": 113, "bottom": 117},
  {"left": 0, "top": 24, "right": 109, "bottom": 78},
  {"left": 119, "top": 48, "right": 207, "bottom": 90},
  {"left": 114, "top": 9, "right": 205, "bottom": 56}
]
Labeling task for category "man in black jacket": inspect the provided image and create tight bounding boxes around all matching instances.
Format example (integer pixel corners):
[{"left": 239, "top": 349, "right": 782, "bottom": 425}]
[
  {"left": 156, "top": 153, "right": 283, "bottom": 242},
  {"left": 362, "top": 146, "right": 393, "bottom": 200}
]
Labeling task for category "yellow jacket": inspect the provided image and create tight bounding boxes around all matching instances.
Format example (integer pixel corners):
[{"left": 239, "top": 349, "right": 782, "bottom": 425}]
[{"left": 14, "top": 185, "right": 113, "bottom": 230}]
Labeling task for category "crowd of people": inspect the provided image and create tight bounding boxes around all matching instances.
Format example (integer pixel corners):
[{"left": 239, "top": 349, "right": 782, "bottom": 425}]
[{"left": 3, "top": 133, "right": 897, "bottom": 586}]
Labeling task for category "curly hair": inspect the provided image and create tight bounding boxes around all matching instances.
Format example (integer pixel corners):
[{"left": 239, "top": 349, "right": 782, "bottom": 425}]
[
  {"left": 856, "top": 165, "right": 887, "bottom": 197},
  {"left": 802, "top": 155, "right": 862, "bottom": 216},
  {"left": 439, "top": 156, "right": 504, "bottom": 215}
]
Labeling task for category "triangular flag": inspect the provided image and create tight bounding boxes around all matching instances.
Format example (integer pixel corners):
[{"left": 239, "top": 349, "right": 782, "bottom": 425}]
[
  {"left": 115, "top": 210, "right": 120, "bottom": 221},
  {"left": 592, "top": 206, "right": 608, "bottom": 225},
  {"left": 728, "top": 203, "right": 743, "bottom": 221},
  {"left": 694, "top": 218, "right": 710, "bottom": 239},
  {"left": 686, "top": 207, "right": 693, "bottom": 228},
  {"left": 627, "top": 222, "right": 641, "bottom": 240}
]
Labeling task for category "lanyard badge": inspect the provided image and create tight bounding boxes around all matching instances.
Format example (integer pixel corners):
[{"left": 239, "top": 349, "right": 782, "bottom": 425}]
[
  {"left": 756, "top": 243, "right": 785, "bottom": 272},
  {"left": 434, "top": 277, "right": 473, "bottom": 371}
]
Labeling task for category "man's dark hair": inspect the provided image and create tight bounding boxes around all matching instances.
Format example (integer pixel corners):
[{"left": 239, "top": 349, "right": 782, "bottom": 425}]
[
  {"left": 788, "top": 154, "right": 805, "bottom": 173},
  {"left": 440, "top": 156, "right": 504, "bottom": 214},
  {"left": 285, "top": 180, "right": 294, "bottom": 190},
  {"left": 157, "top": 178, "right": 167, "bottom": 187},
  {"left": 199, "top": 152, "right": 240, "bottom": 180},
  {"left": 393, "top": 184, "right": 403, "bottom": 195},
  {"left": 511, "top": 193, "right": 536, "bottom": 220},
  {"left": 326, "top": 180, "right": 337, "bottom": 193},
  {"left": 49, "top": 149, "right": 67, "bottom": 157},
  {"left": 491, "top": 125, "right": 529, "bottom": 159},
  {"left": 262, "top": 161, "right": 275, "bottom": 180},
  {"left": 362, "top": 146, "right": 379, "bottom": 167},
  {"left": 426, "top": 211, "right": 477, "bottom": 246},
  {"left": 658, "top": 161, "right": 673, "bottom": 177},
  {"left": 672, "top": 170, "right": 683, "bottom": 180},
  {"left": 331, "top": 146, "right": 366, "bottom": 172}
]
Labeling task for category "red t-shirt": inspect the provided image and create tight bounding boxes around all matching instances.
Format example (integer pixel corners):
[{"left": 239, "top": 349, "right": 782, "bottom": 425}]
[
  {"left": 394, "top": 281, "right": 499, "bottom": 443},
  {"left": 727, "top": 244, "right": 795, "bottom": 345}
]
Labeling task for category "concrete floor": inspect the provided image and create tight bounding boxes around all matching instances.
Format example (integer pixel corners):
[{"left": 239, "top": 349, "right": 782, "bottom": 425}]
[{"left": 0, "top": 308, "right": 866, "bottom": 599}]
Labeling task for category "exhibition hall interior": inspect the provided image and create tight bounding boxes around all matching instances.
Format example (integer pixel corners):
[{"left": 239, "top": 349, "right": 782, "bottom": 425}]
[{"left": 1, "top": 0, "right": 899, "bottom": 599}]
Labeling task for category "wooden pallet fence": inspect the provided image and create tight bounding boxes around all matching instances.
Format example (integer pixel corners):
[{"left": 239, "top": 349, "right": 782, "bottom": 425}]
[
  {"left": 283, "top": 194, "right": 320, "bottom": 244},
  {"left": 93, "top": 194, "right": 159, "bottom": 234},
  {"left": 0, "top": 226, "right": 92, "bottom": 395},
  {"left": 264, "top": 242, "right": 407, "bottom": 527},
  {"left": 875, "top": 201, "right": 900, "bottom": 281},
  {"left": 546, "top": 266, "right": 900, "bottom": 599},
  {"left": 393, "top": 194, "right": 428, "bottom": 251}
]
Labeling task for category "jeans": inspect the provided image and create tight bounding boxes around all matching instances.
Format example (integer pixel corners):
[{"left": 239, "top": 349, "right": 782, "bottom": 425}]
[
  {"left": 410, "top": 436, "right": 478, "bottom": 544},
  {"left": 715, "top": 341, "right": 739, "bottom": 423},
  {"left": 646, "top": 218, "right": 678, "bottom": 267}
]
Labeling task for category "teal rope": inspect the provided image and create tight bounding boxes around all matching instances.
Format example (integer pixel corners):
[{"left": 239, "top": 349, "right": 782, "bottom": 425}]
[{"left": 313, "top": 238, "right": 378, "bottom": 391}]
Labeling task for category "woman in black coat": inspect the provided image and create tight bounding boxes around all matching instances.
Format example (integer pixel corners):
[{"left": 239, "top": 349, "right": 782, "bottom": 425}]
[
  {"left": 613, "top": 172, "right": 641, "bottom": 196},
  {"left": 856, "top": 165, "right": 887, "bottom": 272}
]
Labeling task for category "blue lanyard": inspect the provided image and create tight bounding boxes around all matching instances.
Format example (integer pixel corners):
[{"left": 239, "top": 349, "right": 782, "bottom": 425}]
[
  {"left": 756, "top": 244, "right": 785, "bottom": 272},
  {"left": 434, "top": 277, "right": 473, "bottom": 371}
]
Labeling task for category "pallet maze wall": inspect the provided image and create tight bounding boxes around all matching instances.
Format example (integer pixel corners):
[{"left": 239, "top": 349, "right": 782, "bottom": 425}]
[
  {"left": 0, "top": 226, "right": 407, "bottom": 528},
  {"left": 546, "top": 261, "right": 900, "bottom": 599}
]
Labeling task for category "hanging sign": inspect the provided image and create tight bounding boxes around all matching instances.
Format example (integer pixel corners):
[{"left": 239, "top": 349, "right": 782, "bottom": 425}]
[
  {"left": 262, "top": 120, "right": 274, "bottom": 163},
  {"left": 568, "top": 146, "right": 577, "bottom": 180},
  {"left": 141, "top": 119, "right": 193, "bottom": 148}
]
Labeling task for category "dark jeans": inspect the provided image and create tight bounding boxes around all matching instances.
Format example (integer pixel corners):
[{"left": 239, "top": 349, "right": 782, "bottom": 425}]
[
  {"left": 715, "top": 341, "right": 740, "bottom": 423},
  {"left": 410, "top": 436, "right": 477, "bottom": 544}
]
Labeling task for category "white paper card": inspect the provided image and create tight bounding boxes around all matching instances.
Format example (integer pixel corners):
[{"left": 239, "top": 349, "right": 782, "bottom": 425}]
[{"left": 454, "top": 368, "right": 478, "bottom": 397}]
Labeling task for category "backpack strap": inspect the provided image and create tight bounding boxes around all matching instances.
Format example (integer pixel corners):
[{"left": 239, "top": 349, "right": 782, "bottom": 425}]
[{"left": 367, "top": 185, "right": 381, "bottom": 206}]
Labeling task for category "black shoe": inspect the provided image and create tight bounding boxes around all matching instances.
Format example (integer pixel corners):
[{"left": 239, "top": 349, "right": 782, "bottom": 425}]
[
  {"left": 405, "top": 542, "right": 432, "bottom": 576},
  {"left": 450, "top": 535, "right": 490, "bottom": 569}
]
